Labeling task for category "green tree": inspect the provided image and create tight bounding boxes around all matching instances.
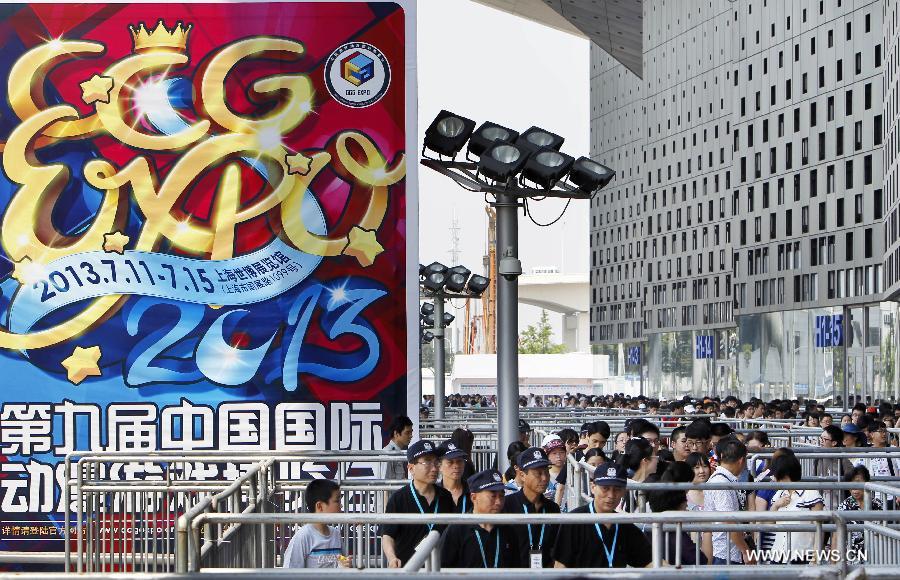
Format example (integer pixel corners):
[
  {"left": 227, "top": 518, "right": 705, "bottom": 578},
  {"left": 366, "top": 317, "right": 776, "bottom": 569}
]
[{"left": 518, "top": 310, "right": 567, "bottom": 354}]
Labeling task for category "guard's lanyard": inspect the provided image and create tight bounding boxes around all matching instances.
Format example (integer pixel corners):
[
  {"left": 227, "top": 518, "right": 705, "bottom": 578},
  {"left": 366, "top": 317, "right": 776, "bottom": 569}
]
[
  {"left": 589, "top": 501, "right": 618, "bottom": 568},
  {"left": 410, "top": 482, "right": 438, "bottom": 530},
  {"left": 474, "top": 528, "right": 500, "bottom": 568},
  {"left": 523, "top": 504, "right": 546, "bottom": 548},
  {"left": 460, "top": 495, "right": 467, "bottom": 513}
]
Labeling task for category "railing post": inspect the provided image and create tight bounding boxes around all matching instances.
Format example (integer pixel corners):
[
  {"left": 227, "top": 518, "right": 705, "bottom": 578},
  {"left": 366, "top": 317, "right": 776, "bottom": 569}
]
[
  {"left": 571, "top": 458, "right": 582, "bottom": 509},
  {"left": 834, "top": 515, "right": 848, "bottom": 577},
  {"left": 430, "top": 535, "right": 441, "bottom": 572},
  {"left": 651, "top": 522, "right": 663, "bottom": 568},
  {"left": 175, "top": 515, "right": 188, "bottom": 574}
]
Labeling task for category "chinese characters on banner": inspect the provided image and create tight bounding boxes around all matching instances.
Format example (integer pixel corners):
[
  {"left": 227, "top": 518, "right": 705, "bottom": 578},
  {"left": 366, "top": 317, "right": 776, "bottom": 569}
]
[{"left": 0, "top": 1, "right": 414, "bottom": 556}]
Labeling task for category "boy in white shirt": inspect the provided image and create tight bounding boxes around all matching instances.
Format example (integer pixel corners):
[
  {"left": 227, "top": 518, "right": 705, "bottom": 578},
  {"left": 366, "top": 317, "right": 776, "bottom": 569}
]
[{"left": 283, "top": 479, "right": 350, "bottom": 568}]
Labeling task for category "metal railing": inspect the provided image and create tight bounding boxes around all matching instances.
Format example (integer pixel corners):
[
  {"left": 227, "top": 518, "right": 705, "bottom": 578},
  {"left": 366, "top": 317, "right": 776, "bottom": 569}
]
[
  {"left": 65, "top": 450, "right": 407, "bottom": 573},
  {"left": 176, "top": 510, "right": 900, "bottom": 572}
]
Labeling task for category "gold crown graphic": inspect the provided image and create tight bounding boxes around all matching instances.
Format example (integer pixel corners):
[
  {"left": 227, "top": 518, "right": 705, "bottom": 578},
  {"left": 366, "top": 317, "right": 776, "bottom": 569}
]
[{"left": 129, "top": 20, "right": 192, "bottom": 52}]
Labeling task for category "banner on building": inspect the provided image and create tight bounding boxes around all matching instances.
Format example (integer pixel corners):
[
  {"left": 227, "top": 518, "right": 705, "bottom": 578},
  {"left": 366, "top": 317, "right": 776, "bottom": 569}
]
[{"left": 0, "top": 0, "right": 416, "bottom": 555}]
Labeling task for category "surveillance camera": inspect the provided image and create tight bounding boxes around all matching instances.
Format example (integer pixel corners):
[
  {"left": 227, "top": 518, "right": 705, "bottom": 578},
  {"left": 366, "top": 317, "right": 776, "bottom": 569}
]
[{"left": 498, "top": 257, "right": 522, "bottom": 281}]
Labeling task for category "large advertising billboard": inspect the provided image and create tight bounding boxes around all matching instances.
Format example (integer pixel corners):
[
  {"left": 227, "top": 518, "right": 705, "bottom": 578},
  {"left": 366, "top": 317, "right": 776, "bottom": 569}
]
[{"left": 0, "top": 0, "right": 416, "bottom": 557}]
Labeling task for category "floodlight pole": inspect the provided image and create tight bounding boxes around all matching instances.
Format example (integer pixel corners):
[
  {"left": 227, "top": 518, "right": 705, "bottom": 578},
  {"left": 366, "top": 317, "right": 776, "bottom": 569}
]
[
  {"left": 433, "top": 296, "right": 446, "bottom": 420},
  {"left": 418, "top": 156, "right": 592, "bottom": 472},
  {"left": 495, "top": 191, "right": 520, "bottom": 473}
]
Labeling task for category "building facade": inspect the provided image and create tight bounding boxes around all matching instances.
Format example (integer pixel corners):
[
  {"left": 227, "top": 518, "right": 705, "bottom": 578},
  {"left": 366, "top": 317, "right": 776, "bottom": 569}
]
[{"left": 589, "top": 0, "right": 897, "bottom": 404}]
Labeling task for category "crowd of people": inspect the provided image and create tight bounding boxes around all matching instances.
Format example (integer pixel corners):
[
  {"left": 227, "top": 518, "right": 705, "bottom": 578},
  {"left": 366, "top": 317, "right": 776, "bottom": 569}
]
[{"left": 281, "top": 395, "right": 900, "bottom": 569}]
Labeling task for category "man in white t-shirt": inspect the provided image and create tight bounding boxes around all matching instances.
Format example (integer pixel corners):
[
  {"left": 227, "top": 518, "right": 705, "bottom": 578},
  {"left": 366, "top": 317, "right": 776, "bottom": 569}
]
[
  {"left": 703, "top": 437, "right": 756, "bottom": 565},
  {"left": 283, "top": 479, "right": 349, "bottom": 568},
  {"left": 864, "top": 421, "right": 899, "bottom": 503}
]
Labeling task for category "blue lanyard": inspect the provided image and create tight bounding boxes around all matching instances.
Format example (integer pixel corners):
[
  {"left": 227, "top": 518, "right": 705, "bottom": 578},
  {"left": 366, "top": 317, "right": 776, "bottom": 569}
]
[
  {"left": 410, "top": 482, "right": 439, "bottom": 530},
  {"left": 474, "top": 528, "right": 500, "bottom": 568},
  {"left": 460, "top": 495, "right": 467, "bottom": 513},
  {"left": 589, "top": 501, "right": 618, "bottom": 568},
  {"left": 522, "top": 504, "right": 545, "bottom": 549}
]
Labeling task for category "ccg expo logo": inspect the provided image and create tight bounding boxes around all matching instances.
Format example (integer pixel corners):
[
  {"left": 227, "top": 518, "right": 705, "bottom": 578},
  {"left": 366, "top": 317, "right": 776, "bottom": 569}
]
[{"left": 324, "top": 42, "right": 391, "bottom": 108}]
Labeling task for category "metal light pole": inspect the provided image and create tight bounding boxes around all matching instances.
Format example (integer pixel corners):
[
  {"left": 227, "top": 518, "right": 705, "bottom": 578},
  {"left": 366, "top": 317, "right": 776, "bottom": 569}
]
[
  {"left": 420, "top": 262, "right": 490, "bottom": 423},
  {"left": 495, "top": 192, "right": 521, "bottom": 472},
  {"left": 420, "top": 110, "right": 616, "bottom": 473},
  {"left": 433, "top": 296, "right": 446, "bottom": 420}
]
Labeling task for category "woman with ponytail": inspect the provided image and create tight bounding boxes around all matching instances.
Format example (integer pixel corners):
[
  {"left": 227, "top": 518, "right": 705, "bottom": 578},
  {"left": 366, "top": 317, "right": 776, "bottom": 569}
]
[
  {"left": 621, "top": 437, "right": 658, "bottom": 484},
  {"left": 617, "top": 437, "right": 658, "bottom": 512}
]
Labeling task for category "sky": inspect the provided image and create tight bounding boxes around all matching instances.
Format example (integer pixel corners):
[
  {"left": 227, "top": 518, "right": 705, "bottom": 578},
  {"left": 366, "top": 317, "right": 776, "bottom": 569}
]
[{"left": 416, "top": 1, "right": 590, "bottom": 344}]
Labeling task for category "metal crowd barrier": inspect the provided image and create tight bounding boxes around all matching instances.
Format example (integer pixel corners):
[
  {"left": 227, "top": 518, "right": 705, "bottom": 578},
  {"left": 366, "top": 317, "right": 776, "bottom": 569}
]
[
  {"left": 3, "top": 567, "right": 861, "bottom": 578},
  {"left": 176, "top": 510, "right": 900, "bottom": 573},
  {"left": 65, "top": 450, "right": 407, "bottom": 573}
]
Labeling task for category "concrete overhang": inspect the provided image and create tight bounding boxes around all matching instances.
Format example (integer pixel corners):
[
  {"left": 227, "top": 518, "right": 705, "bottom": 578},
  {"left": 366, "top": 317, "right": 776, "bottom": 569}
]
[{"left": 472, "top": 0, "right": 643, "bottom": 78}]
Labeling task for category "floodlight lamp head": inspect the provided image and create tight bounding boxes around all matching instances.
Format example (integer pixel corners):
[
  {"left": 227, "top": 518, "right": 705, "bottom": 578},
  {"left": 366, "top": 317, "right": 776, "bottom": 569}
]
[
  {"left": 421, "top": 302, "right": 435, "bottom": 316},
  {"left": 442, "top": 312, "right": 455, "bottom": 326},
  {"left": 515, "top": 126, "right": 564, "bottom": 154},
  {"left": 569, "top": 157, "right": 615, "bottom": 194},
  {"left": 467, "top": 122, "right": 519, "bottom": 159},
  {"left": 423, "top": 110, "right": 476, "bottom": 158},
  {"left": 478, "top": 141, "right": 530, "bottom": 184},
  {"left": 423, "top": 272, "right": 447, "bottom": 292},
  {"left": 521, "top": 148, "right": 575, "bottom": 190},
  {"left": 466, "top": 274, "right": 490, "bottom": 296},
  {"left": 423, "top": 262, "right": 448, "bottom": 277},
  {"left": 422, "top": 314, "right": 435, "bottom": 327},
  {"left": 422, "top": 330, "right": 434, "bottom": 343},
  {"left": 445, "top": 266, "right": 471, "bottom": 293}
]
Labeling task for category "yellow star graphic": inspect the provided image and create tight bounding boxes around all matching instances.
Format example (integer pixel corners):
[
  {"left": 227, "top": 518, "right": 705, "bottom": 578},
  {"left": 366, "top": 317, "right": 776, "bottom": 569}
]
[
  {"left": 286, "top": 153, "right": 313, "bottom": 176},
  {"left": 61, "top": 345, "right": 102, "bottom": 385},
  {"left": 10, "top": 257, "right": 38, "bottom": 285},
  {"left": 102, "top": 231, "right": 130, "bottom": 254},
  {"left": 80, "top": 74, "right": 114, "bottom": 105},
  {"left": 342, "top": 226, "right": 383, "bottom": 267}
]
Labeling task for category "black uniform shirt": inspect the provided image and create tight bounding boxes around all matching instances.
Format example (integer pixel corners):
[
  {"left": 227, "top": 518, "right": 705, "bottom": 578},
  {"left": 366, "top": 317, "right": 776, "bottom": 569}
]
[
  {"left": 442, "top": 483, "right": 472, "bottom": 513},
  {"left": 381, "top": 483, "right": 455, "bottom": 564},
  {"left": 552, "top": 503, "right": 652, "bottom": 568},
  {"left": 501, "top": 489, "right": 561, "bottom": 567},
  {"left": 440, "top": 523, "right": 522, "bottom": 568}
]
